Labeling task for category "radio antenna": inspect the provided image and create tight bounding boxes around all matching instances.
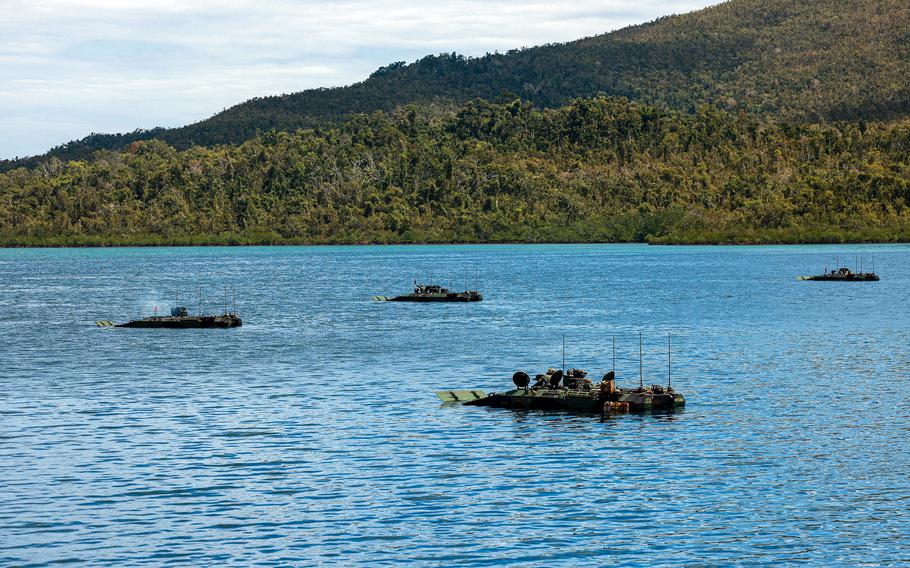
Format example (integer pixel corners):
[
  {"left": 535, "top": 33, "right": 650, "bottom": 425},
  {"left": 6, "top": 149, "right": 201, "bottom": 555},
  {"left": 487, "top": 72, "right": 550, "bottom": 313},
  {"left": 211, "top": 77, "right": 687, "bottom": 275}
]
[
  {"left": 639, "top": 332, "right": 644, "bottom": 389},
  {"left": 562, "top": 335, "right": 566, "bottom": 374}
]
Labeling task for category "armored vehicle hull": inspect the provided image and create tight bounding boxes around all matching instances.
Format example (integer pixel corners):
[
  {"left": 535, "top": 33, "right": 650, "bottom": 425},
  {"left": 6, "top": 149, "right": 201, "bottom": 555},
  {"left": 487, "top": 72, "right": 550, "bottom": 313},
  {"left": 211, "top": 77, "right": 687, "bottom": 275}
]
[
  {"left": 98, "top": 294, "right": 243, "bottom": 329},
  {"left": 798, "top": 273, "right": 879, "bottom": 281},
  {"left": 374, "top": 283, "right": 482, "bottom": 302},
  {"left": 463, "top": 387, "right": 683, "bottom": 413},
  {"left": 115, "top": 314, "right": 242, "bottom": 328},
  {"left": 438, "top": 366, "right": 684, "bottom": 415},
  {"left": 798, "top": 267, "right": 879, "bottom": 281},
  {"left": 377, "top": 291, "right": 483, "bottom": 302}
]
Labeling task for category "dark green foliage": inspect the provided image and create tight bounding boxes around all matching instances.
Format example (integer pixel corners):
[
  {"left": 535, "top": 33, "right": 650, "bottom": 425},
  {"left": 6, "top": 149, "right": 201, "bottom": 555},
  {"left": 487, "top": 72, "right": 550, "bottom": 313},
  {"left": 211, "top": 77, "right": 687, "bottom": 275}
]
[
  {"left": 3, "top": 0, "right": 908, "bottom": 170},
  {"left": 2, "top": 97, "right": 909, "bottom": 245}
]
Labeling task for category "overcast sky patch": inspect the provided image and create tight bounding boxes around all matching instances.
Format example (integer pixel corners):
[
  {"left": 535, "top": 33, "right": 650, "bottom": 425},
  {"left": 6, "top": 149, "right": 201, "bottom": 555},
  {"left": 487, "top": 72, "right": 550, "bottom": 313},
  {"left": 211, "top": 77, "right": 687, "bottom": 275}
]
[{"left": 0, "top": 0, "right": 720, "bottom": 159}]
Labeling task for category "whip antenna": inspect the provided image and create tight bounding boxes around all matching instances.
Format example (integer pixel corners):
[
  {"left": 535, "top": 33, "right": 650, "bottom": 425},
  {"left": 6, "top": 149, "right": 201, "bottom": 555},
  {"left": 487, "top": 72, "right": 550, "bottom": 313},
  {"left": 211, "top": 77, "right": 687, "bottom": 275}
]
[
  {"left": 639, "top": 332, "right": 643, "bottom": 389},
  {"left": 612, "top": 335, "right": 615, "bottom": 374}
]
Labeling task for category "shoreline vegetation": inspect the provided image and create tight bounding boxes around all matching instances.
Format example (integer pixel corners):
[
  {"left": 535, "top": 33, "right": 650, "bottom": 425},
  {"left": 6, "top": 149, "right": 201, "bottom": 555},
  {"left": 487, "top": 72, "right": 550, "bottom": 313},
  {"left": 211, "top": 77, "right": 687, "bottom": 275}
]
[
  {"left": 2, "top": 97, "right": 909, "bottom": 248},
  {"left": 2, "top": 227, "right": 910, "bottom": 248}
]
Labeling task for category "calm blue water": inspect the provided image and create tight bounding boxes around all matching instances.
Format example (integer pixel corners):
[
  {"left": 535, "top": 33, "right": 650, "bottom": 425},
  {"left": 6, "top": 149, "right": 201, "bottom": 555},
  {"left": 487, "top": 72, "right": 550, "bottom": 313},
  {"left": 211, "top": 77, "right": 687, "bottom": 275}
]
[{"left": 1, "top": 244, "right": 908, "bottom": 566}]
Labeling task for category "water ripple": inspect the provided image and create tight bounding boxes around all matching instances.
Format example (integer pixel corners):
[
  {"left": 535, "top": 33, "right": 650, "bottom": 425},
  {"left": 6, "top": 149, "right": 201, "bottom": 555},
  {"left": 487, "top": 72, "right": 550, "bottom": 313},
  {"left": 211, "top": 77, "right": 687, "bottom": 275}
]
[{"left": 1, "top": 244, "right": 909, "bottom": 565}]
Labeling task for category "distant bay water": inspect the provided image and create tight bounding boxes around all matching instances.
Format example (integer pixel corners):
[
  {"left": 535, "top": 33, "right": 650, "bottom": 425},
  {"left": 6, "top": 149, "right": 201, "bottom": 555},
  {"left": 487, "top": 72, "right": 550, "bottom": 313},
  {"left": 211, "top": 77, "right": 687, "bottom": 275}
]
[{"left": 1, "top": 244, "right": 908, "bottom": 565}]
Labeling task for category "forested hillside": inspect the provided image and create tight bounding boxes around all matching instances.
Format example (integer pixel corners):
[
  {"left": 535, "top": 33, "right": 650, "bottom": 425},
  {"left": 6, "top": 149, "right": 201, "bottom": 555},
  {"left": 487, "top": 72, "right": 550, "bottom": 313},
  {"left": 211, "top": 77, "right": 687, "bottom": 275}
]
[
  {"left": 2, "top": 97, "right": 909, "bottom": 246},
  {"left": 4, "top": 0, "right": 908, "bottom": 170}
]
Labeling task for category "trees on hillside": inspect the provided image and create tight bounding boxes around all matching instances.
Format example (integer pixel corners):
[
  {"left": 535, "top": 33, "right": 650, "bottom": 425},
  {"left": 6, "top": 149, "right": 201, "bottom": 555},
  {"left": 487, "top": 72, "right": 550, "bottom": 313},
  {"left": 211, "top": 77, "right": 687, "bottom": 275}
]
[
  {"left": 4, "top": 0, "right": 909, "bottom": 170},
  {"left": 1, "top": 97, "right": 909, "bottom": 246}
]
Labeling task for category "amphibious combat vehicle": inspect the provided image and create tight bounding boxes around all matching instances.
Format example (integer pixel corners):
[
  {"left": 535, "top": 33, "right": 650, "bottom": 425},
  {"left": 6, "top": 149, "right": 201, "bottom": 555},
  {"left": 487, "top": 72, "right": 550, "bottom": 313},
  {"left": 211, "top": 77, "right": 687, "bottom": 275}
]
[
  {"left": 373, "top": 282, "right": 483, "bottom": 302},
  {"left": 799, "top": 256, "right": 879, "bottom": 281},
  {"left": 438, "top": 368, "right": 683, "bottom": 414},
  {"left": 97, "top": 290, "right": 242, "bottom": 328},
  {"left": 798, "top": 267, "right": 879, "bottom": 281},
  {"left": 97, "top": 307, "right": 242, "bottom": 328},
  {"left": 437, "top": 335, "right": 684, "bottom": 415}
]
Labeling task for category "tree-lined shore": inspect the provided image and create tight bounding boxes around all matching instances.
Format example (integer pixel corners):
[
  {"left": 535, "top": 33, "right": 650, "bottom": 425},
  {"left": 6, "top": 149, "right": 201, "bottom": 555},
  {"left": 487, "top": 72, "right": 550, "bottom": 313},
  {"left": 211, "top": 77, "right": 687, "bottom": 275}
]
[{"left": 2, "top": 97, "right": 909, "bottom": 247}]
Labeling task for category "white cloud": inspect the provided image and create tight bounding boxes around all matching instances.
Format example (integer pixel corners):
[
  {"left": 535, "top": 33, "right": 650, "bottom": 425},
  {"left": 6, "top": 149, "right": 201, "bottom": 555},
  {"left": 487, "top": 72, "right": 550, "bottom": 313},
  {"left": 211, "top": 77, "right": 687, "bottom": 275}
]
[{"left": 0, "top": 0, "right": 720, "bottom": 159}]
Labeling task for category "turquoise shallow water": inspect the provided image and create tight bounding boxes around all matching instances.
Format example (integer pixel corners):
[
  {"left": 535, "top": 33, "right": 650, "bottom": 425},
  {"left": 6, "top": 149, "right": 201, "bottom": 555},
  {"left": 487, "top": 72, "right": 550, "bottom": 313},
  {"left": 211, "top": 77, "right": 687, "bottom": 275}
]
[{"left": 1, "top": 244, "right": 908, "bottom": 566}]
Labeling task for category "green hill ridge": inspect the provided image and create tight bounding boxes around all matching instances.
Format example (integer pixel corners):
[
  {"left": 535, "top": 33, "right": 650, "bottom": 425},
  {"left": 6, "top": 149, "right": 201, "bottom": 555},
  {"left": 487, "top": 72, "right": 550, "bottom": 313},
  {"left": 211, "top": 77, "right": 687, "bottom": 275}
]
[
  {"left": 3, "top": 0, "right": 909, "bottom": 169},
  {"left": 2, "top": 97, "right": 909, "bottom": 246},
  {"left": 2, "top": 0, "right": 910, "bottom": 246}
]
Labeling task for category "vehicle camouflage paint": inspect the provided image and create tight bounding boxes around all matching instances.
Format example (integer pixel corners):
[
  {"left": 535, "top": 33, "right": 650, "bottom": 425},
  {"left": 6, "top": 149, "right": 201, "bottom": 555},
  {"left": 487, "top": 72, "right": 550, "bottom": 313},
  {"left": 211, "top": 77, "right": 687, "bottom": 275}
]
[
  {"left": 798, "top": 267, "right": 879, "bottom": 281},
  {"left": 437, "top": 368, "right": 684, "bottom": 414},
  {"left": 97, "top": 305, "right": 242, "bottom": 328},
  {"left": 373, "top": 283, "right": 483, "bottom": 302}
]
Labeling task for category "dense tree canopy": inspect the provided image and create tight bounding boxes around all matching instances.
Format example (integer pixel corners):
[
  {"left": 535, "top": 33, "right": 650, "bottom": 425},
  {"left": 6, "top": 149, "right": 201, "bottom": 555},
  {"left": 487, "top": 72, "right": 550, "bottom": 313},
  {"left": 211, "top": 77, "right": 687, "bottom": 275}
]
[
  {"left": 2, "top": 97, "right": 909, "bottom": 246},
  {"left": 3, "top": 0, "right": 908, "bottom": 170}
]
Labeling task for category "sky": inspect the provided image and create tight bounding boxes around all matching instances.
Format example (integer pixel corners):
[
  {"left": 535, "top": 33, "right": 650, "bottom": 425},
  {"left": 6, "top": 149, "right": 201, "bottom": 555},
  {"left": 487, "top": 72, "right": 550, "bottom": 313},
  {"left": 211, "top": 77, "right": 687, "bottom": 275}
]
[{"left": 0, "top": 0, "right": 720, "bottom": 160}]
